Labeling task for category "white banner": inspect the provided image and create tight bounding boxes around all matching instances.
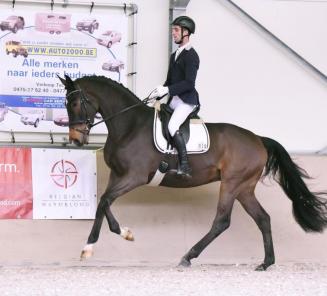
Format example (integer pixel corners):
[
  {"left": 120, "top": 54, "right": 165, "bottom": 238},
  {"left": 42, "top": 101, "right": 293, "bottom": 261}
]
[
  {"left": 32, "top": 148, "right": 97, "bottom": 219},
  {"left": 0, "top": 9, "right": 128, "bottom": 134}
]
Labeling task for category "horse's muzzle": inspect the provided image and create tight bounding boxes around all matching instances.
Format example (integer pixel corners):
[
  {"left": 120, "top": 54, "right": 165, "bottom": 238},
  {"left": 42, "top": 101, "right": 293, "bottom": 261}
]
[{"left": 69, "top": 125, "right": 89, "bottom": 146}]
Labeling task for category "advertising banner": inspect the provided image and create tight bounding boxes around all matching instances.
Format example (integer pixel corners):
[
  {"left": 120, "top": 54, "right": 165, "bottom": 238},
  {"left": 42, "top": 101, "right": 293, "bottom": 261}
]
[
  {"left": 32, "top": 148, "right": 97, "bottom": 219},
  {"left": 0, "top": 9, "right": 128, "bottom": 134},
  {"left": 0, "top": 147, "right": 33, "bottom": 219}
]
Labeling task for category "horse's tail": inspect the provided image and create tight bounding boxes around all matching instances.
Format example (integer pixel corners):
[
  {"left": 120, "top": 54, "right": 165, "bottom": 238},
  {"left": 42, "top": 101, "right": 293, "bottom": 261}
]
[{"left": 260, "top": 136, "right": 327, "bottom": 232}]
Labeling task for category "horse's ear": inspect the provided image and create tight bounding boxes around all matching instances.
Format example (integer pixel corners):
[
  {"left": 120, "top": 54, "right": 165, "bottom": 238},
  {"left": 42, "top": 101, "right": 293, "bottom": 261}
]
[
  {"left": 64, "top": 74, "right": 73, "bottom": 84},
  {"left": 57, "top": 74, "right": 74, "bottom": 89},
  {"left": 57, "top": 75, "right": 67, "bottom": 87}
]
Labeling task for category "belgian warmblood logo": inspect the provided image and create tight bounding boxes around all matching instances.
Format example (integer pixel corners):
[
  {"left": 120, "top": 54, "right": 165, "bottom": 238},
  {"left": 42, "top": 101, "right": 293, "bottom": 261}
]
[{"left": 50, "top": 159, "right": 78, "bottom": 188}]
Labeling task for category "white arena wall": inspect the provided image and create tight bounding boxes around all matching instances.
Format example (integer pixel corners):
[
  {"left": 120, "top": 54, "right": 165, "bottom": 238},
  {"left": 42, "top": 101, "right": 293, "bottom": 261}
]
[
  {"left": 188, "top": 0, "right": 327, "bottom": 153},
  {"left": 0, "top": 0, "right": 326, "bottom": 266}
]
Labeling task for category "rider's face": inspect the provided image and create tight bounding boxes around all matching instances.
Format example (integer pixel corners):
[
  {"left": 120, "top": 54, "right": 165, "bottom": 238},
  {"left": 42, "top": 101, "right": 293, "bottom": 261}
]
[{"left": 172, "top": 25, "right": 183, "bottom": 44}]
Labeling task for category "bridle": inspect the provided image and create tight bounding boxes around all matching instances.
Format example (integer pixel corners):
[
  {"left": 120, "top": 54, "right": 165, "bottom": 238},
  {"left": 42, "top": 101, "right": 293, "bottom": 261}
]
[
  {"left": 66, "top": 89, "right": 97, "bottom": 135},
  {"left": 66, "top": 88, "right": 156, "bottom": 135}
]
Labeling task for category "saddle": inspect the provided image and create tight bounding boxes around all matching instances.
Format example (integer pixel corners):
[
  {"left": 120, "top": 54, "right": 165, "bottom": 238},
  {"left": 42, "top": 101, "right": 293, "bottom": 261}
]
[{"left": 153, "top": 102, "right": 210, "bottom": 154}]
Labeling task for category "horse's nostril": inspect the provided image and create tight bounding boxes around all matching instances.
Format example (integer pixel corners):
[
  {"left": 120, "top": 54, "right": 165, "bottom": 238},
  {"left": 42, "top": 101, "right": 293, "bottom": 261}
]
[{"left": 73, "top": 139, "right": 83, "bottom": 147}]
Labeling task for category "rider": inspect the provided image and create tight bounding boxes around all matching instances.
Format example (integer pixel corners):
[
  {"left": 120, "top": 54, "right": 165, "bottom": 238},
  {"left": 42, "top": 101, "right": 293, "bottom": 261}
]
[{"left": 150, "top": 16, "right": 200, "bottom": 178}]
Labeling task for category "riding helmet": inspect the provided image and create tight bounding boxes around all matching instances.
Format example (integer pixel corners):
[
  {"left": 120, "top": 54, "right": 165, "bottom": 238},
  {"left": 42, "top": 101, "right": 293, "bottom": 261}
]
[{"left": 172, "top": 16, "right": 195, "bottom": 34}]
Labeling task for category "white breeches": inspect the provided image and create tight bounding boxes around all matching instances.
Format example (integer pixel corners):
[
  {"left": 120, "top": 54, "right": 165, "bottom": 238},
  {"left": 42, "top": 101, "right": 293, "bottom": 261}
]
[{"left": 168, "top": 96, "right": 196, "bottom": 137}]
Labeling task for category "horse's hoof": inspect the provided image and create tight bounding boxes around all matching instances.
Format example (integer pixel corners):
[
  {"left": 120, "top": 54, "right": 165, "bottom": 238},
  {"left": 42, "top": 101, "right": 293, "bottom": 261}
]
[
  {"left": 120, "top": 227, "right": 134, "bottom": 241},
  {"left": 178, "top": 257, "right": 191, "bottom": 268},
  {"left": 80, "top": 249, "right": 93, "bottom": 260},
  {"left": 80, "top": 244, "right": 94, "bottom": 260},
  {"left": 255, "top": 263, "right": 269, "bottom": 271},
  {"left": 255, "top": 260, "right": 274, "bottom": 271}
]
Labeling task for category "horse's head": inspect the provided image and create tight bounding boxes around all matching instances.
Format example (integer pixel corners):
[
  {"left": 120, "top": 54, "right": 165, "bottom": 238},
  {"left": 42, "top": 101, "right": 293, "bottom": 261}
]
[{"left": 58, "top": 75, "right": 99, "bottom": 146}]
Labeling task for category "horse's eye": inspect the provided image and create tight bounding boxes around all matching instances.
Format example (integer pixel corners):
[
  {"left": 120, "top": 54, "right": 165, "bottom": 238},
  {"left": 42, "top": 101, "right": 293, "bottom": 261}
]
[{"left": 72, "top": 102, "right": 78, "bottom": 108}]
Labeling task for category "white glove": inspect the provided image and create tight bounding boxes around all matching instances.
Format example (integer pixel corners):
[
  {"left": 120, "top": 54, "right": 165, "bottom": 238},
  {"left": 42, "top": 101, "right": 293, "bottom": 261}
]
[{"left": 149, "top": 85, "right": 169, "bottom": 99}]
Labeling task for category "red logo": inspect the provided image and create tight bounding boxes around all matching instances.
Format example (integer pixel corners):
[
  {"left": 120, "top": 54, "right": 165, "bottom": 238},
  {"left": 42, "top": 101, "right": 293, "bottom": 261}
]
[{"left": 50, "top": 159, "right": 78, "bottom": 188}]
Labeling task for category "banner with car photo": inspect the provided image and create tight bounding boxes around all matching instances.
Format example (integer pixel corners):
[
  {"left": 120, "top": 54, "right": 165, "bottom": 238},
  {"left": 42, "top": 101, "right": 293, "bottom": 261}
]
[{"left": 0, "top": 9, "right": 128, "bottom": 134}]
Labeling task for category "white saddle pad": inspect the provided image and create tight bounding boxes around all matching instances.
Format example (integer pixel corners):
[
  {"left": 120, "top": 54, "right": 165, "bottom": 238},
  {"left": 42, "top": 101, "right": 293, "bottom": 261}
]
[{"left": 153, "top": 109, "right": 210, "bottom": 154}]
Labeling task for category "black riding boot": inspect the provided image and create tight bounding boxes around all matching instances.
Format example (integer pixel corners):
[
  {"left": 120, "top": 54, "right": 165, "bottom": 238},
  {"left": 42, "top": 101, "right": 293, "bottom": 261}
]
[{"left": 172, "top": 131, "right": 192, "bottom": 177}]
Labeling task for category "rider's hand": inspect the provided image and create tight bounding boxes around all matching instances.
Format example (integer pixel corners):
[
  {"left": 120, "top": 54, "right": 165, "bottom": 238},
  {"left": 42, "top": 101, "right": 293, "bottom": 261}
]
[{"left": 149, "top": 85, "right": 169, "bottom": 99}]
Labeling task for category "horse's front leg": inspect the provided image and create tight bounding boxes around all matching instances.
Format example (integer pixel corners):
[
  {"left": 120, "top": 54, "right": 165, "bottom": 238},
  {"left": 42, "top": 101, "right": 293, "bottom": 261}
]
[
  {"left": 103, "top": 189, "right": 135, "bottom": 242},
  {"left": 80, "top": 172, "right": 146, "bottom": 260}
]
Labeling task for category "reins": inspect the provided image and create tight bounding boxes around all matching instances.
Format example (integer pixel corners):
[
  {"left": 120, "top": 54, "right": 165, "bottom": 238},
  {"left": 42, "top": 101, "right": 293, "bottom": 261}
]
[
  {"left": 90, "top": 96, "right": 153, "bottom": 128},
  {"left": 66, "top": 88, "right": 164, "bottom": 133}
]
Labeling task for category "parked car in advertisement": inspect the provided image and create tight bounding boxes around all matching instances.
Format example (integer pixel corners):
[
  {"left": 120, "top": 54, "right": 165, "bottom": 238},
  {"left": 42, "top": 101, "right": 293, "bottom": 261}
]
[
  {"left": 35, "top": 13, "right": 71, "bottom": 34},
  {"left": 0, "top": 16, "right": 25, "bottom": 33},
  {"left": 53, "top": 115, "right": 68, "bottom": 127},
  {"left": 20, "top": 109, "right": 45, "bottom": 128},
  {"left": 102, "top": 60, "right": 124, "bottom": 73},
  {"left": 53, "top": 113, "right": 102, "bottom": 127},
  {"left": 76, "top": 19, "right": 99, "bottom": 34},
  {"left": 0, "top": 102, "right": 8, "bottom": 122},
  {"left": 97, "top": 30, "right": 122, "bottom": 48},
  {"left": 5, "top": 40, "right": 28, "bottom": 57}
]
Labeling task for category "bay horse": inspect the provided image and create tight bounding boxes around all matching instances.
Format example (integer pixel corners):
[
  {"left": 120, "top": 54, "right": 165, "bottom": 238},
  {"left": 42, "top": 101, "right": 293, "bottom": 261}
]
[{"left": 59, "top": 74, "right": 327, "bottom": 271}]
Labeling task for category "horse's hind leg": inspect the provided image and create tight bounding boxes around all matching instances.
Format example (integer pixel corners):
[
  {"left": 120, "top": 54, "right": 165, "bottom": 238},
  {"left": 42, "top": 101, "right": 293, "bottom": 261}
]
[
  {"left": 237, "top": 192, "right": 275, "bottom": 271},
  {"left": 179, "top": 181, "right": 236, "bottom": 267}
]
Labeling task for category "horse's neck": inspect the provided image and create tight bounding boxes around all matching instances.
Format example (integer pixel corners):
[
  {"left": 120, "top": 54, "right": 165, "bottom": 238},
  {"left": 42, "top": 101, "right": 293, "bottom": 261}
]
[
  {"left": 98, "top": 87, "right": 150, "bottom": 142},
  {"left": 101, "top": 89, "right": 134, "bottom": 115}
]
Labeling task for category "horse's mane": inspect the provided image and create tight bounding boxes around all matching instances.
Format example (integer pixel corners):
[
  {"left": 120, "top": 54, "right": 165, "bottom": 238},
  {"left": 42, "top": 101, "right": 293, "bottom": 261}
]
[{"left": 77, "top": 75, "right": 140, "bottom": 101}]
